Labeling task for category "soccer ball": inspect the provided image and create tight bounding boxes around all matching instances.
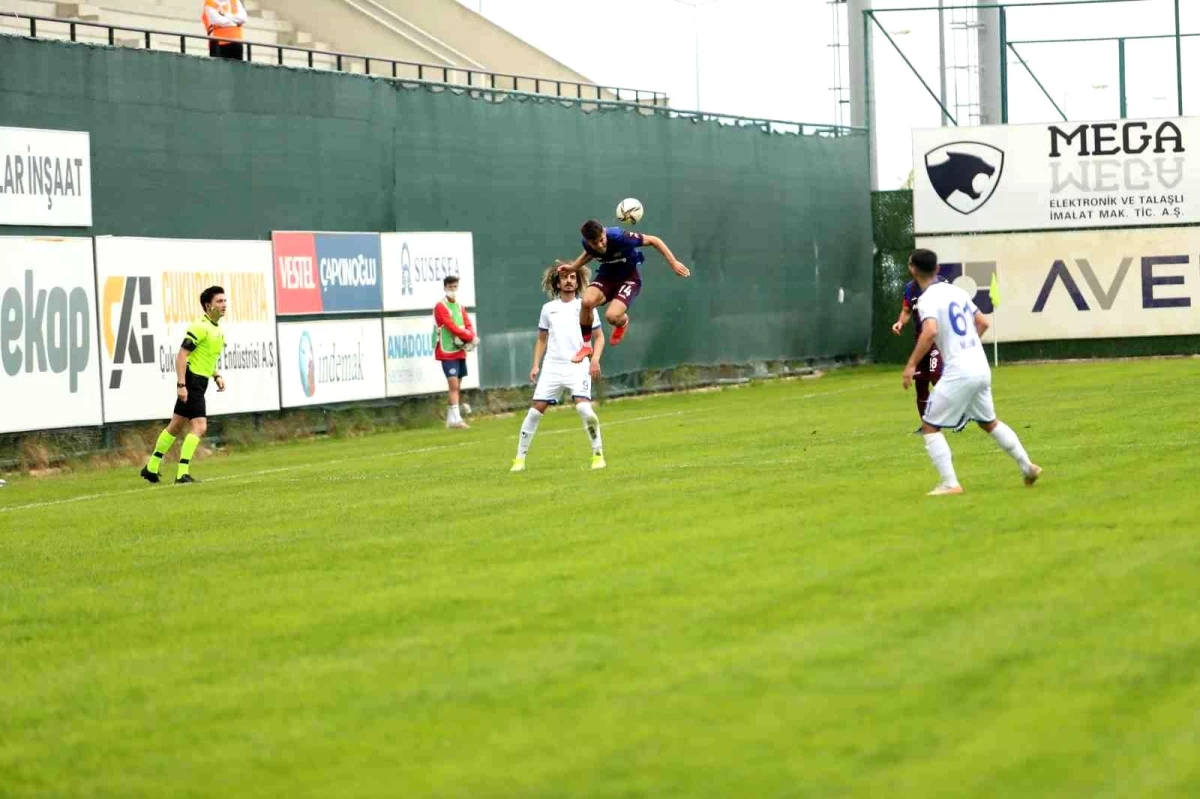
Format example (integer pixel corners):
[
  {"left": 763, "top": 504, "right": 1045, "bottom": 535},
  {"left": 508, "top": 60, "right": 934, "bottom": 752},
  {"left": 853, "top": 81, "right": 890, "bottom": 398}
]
[{"left": 616, "top": 197, "right": 644, "bottom": 225}]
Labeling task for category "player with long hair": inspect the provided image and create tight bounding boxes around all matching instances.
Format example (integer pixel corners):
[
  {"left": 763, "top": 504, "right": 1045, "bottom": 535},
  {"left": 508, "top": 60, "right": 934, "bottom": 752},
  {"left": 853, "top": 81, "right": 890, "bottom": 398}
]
[{"left": 511, "top": 260, "right": 606, "bottom": 472}]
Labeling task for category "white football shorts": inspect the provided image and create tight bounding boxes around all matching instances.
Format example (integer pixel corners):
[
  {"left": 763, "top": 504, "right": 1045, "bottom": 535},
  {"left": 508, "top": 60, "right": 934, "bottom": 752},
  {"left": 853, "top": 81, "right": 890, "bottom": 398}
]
[
  {"left": 533, "top": 361, "right": 592, "bottom": 404},
  {"left": 922, "top": 371, "right": 996, "bottom": 429}
]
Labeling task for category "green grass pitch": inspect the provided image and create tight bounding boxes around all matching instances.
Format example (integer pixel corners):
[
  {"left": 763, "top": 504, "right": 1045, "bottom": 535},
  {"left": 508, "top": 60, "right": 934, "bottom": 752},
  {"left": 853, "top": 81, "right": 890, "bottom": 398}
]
[{"left": 2, "top": 360, "right": 1199, "bottom": 798}]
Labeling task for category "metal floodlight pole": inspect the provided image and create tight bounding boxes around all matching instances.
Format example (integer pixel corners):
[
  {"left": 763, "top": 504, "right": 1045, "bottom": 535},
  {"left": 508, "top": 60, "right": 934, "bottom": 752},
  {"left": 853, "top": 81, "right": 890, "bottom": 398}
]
[
  {"left": 849, "top": 0, "right": 877, "bottom": 188},
  {"left": 999, "top": 6, "right": 1008, "bottom": 123},
  {"left": 1175, "top": 0, "right": 1183, "bottom": 115},
  {"left": 938, "top": 0, "right": 950, "bottom": 125},
  {"left": 864, "top": 4, "right": 875, "bottom": 189},
  {"left": 1118, "top": 38, "right": 1127, "bottom": 119},
  {"left": 694, "top": 5, "right": 701, "bottom": 110},
  {"left": 977, "top": 0, "right": 1004, "bottom": 125},
  {"left": 670, "top": 0, "right": 722, "bottom": 114}
]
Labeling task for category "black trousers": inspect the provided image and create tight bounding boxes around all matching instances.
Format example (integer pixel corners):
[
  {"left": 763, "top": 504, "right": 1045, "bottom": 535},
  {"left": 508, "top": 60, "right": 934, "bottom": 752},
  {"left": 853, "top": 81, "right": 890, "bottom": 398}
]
[{"left": 209, "top": 41, "right": 244, "bottom": 60}]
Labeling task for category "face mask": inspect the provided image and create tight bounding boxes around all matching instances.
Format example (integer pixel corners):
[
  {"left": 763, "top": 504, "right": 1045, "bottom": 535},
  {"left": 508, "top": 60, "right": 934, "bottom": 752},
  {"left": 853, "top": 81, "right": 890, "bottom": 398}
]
[{"left": 445, "top": 290, "right": 457, "bottom": 301}]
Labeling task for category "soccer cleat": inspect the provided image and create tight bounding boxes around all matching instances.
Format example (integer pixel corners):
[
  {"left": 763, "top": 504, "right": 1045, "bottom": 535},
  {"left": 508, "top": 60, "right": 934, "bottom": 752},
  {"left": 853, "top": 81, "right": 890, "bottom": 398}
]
[
  {"left": 175, "top": 474, "right": 198, "bottom": 485},
  {"left": 927, "top": 484, "right": 964, "bottom": 496},
  {"left": 591, "top": 452, "right": 606, "bottom": 470},
  {"left": 510, "top": 456, "right": 526, "bottom": 473},
  {"left": 139, "top": 466, "right": 160, "bottom": 484},
  {"left": 609, "top": 320, "right": 630, "bottom": 346},
  {"left": 571, "top": 344, "right": 593, "bottom": 363},
  {"left": 1023, "top": 464, "right": 1043, "bottom": 487},
  {"left": 447, "top": 420, "right": 470, "bottom": 429}
]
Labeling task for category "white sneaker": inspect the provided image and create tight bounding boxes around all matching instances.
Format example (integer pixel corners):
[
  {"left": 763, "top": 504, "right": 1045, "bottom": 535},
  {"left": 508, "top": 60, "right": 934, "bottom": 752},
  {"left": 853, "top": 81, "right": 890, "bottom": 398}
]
[
  {"left": 1024, "top": 464, "right": 1043, "bottom": 487},
  {"left": 927, "top": 484, "right": 964, "bottom": 496},
  {"left": 447, "top": 420, "right": 469, "bottom": 429}
]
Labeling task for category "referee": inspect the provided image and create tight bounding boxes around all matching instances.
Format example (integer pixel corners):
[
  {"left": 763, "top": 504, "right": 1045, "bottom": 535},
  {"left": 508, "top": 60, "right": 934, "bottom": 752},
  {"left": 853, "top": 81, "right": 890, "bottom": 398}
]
[{"left": 140, "top": 285, "right": 228, "bottom": 485}]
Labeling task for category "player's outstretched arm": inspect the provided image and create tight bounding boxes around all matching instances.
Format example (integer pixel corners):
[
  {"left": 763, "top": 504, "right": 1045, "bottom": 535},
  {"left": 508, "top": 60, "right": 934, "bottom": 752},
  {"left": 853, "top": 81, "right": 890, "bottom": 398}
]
[
  {"left": 641, "top": 235, "right": 690, "bottom": 277},
  {"left": 892, "top": 306, "right": 912, "bottom": 335},
  {"left": 902, "top": 319, "right": 938, "bottom": 389},
  {"left": 559, "top": 252, "right": 594, "bottom": 273},
  {"left": 530, "top": 330, "right": 548, "bottom": 382}
]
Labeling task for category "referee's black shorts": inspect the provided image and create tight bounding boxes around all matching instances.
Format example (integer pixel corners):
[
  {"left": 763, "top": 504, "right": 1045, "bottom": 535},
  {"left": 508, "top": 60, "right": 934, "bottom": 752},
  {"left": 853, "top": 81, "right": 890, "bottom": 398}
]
[{"left": 173, "top": 370, "right": 210, "bottom": 420}]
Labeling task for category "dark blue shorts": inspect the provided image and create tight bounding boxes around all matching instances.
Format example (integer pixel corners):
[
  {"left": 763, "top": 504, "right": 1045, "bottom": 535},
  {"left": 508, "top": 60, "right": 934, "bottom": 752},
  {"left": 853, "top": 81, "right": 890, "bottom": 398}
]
[{"left": 441, "top": 358, "right": 468, "bottom": 379}]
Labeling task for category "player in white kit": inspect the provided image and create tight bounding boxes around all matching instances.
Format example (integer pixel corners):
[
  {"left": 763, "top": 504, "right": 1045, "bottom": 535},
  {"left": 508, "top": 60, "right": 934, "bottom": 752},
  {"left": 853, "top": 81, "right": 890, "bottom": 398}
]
[
  {"left": 511, "top": 261, "right": 607, "bottom": 472},
  {"left": 902, "top": 249, "right": 1043, "bottom": 496}
]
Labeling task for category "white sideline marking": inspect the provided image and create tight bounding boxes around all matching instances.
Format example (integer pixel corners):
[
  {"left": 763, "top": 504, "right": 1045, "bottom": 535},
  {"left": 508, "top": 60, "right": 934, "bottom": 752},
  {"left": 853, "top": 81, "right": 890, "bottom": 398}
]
[
  {"left": 0, "top": 410, "right": 708, "bottom": 515},
  {"left": 0, "top": 442, "right": 477, "bottom": 515},
  {"left": 785, "top": 383, "right": 885, "bottom": 401}
]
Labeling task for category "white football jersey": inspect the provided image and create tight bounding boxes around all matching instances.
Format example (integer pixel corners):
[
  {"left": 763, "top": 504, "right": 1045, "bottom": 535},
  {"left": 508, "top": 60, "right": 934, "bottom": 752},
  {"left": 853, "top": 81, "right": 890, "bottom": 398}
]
[
  {"left": 916, "top": 281, "right": 990, "bottom": 377},
  {"left": 539, "top": 297, "right": 600, "bottom": 364}
]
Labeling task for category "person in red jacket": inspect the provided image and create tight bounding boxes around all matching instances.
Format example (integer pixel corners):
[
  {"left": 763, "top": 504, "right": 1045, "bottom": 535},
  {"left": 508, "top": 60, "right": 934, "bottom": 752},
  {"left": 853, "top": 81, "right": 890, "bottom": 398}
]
[{"left": 433, "top": 275, "right": 476, "bottom": 429}]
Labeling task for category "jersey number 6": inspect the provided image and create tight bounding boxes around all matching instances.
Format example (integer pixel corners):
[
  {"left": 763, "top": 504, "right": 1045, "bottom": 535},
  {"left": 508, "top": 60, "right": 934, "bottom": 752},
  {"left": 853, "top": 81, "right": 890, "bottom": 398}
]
[{"left": 948, "top": 302, "right": 969, "bottom": 336}]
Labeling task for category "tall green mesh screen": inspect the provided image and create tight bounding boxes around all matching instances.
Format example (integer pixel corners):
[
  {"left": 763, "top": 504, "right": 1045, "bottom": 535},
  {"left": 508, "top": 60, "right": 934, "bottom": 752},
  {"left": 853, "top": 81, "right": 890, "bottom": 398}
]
[
  {"left": 870, "top": 190, "right": 915, "bottom": 364},
  {"left": 0, "top": 37, "right": 874, "bottom": 389}
]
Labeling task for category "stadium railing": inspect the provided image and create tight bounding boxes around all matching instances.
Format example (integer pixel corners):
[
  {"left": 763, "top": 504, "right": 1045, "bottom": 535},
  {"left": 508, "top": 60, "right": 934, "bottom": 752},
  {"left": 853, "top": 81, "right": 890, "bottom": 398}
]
[{"left": 0, "top": 10, "right": 671, "bottom": 107}]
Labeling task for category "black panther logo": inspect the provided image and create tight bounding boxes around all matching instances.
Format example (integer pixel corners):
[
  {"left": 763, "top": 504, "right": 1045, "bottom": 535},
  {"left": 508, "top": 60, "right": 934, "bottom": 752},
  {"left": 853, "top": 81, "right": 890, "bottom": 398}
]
[{"left": 924, "top": 142, "right": 1004, "bottom": 215}]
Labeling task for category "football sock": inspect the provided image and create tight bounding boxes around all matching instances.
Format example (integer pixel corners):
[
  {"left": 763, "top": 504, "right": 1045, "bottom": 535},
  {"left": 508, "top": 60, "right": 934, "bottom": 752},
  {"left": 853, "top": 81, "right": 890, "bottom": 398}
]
[
  {"left": 923, "top": 432, "right": 959, "bottom": 487},
  {"left": 517, "top": 408, "right": 543, "bottom": 457},
  {"left": 989, "top": 422, "right": 1033, "bottom": 473},
  {"left": 146, "top": 429, "right": 176, "bottom": 474},
  {"left": 576, "top": 402, "right": 603, "bottom": 454},
  {"left": 449, "top": 404, "right": 461, "bottom": 423},
  {"left": 176, "top": 434, "right": 201, "bottom": 479},
  {"left": 579, "top": 322, "right": 592, "bottom": 342}
]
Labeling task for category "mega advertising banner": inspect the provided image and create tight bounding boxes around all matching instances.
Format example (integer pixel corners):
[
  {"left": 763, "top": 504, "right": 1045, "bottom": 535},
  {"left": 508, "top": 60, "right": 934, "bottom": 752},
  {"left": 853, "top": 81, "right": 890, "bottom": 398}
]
[
  {"left": 277, "top": 318, "right": 386, "bottom": 408},
  {"left": 0, "top": 236, "right": 103, "bottom": 433},
  {"left": 381, "top": 232, "right": 476, "bottom": 312},
  {"left": 272, "top": 231, "right": 383, "bottom": 314},
  {"left": 916, "top": 227, "right": 1200, "bottom": 342},
  {"left": 94, "top": 237, "right": 280, "bottom": 423},
  {"left": 0, "top": 126, "right": 93, "bottom": 227},
  {"left": 913, "top": 117, "right": 1196, "bottom": 234},
  {"left": 384, "top": 314, "right": 480, "bottom": 397}
]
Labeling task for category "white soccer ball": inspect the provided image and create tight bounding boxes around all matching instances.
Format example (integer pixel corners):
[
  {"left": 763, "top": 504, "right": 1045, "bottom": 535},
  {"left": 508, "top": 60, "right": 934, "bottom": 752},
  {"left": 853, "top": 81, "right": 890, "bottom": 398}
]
[{"left": 616, "top": 197, "right": 644, "bottom": 225}]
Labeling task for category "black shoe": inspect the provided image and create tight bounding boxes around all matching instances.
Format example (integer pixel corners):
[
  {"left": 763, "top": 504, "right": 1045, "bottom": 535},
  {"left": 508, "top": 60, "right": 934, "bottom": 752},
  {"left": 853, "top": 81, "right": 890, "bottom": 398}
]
[
  {"left": 175, "top": 474, "right": 198, "bottom": 484},
  {"left": 140, "top": 466, "right": 160, "bottom": 484}
]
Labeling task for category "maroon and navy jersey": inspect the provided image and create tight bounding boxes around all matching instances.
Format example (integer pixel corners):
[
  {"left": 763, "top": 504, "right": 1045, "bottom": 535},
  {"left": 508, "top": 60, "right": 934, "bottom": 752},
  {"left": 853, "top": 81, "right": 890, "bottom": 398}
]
[
  {"left": 583, "top": 227, "right": 645, "bottom": 281},
  {"left": 902, "top": 277, "right": 947, "bottom": 340}
]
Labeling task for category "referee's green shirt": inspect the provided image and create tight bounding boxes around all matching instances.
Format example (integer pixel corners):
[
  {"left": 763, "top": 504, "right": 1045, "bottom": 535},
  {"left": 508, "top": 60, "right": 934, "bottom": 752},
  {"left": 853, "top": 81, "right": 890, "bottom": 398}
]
[{"left": 182, "top": 316, "right": 225, "bottom": 378}]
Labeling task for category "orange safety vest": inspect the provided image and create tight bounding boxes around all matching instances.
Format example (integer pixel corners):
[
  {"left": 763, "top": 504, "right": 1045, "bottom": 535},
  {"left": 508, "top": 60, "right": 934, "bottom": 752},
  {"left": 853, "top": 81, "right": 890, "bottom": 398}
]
[{"left": 202, "top": 0, "right": 244, "bottom": 43}]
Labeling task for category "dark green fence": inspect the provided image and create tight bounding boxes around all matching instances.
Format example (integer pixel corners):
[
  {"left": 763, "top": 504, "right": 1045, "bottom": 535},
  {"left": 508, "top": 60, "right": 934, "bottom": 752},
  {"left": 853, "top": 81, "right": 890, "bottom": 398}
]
[{"left": 0, "top": 36, "right": 874, "bottom": 388}]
